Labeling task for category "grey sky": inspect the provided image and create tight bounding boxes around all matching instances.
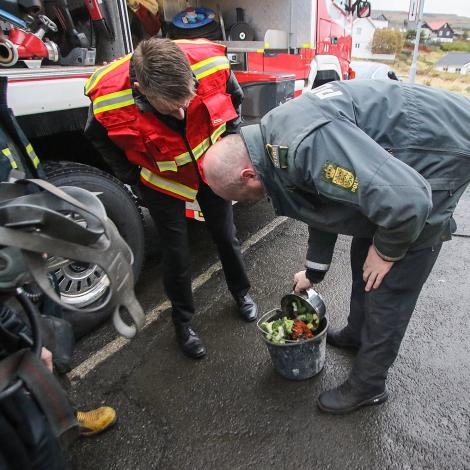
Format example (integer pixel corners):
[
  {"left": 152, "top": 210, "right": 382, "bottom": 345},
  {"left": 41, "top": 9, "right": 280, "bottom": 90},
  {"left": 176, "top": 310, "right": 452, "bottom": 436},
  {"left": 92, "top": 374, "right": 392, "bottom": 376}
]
[{"left": 370, "top": 0, "right": 469, "bottom": 16}]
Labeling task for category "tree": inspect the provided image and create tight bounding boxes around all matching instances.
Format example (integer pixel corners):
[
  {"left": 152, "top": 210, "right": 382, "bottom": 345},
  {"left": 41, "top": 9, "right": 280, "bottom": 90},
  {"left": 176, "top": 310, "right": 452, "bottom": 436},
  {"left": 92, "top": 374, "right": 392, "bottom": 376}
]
[
  {"left": 371, "top": 29, "right": 404, "bottom": 55},
  {"left": 406, "top": 29, "right": 427, "bottom": 41}
]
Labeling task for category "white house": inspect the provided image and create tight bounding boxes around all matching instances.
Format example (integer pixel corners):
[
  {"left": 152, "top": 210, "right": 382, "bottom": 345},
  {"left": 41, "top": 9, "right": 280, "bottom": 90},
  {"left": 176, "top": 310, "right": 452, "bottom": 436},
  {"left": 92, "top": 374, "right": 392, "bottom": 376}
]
[
  {"left": 352, "top": 15, "right": 389, "bottom": 59},
  {"left": 434, "top": 53, "right": 470, "bottom": 74}
]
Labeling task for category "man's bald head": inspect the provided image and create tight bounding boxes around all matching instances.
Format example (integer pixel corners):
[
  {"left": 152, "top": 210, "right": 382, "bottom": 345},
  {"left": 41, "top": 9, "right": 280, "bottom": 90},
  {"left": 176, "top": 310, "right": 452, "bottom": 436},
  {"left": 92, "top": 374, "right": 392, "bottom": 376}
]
[{"left": 203, "top": 134, "right": 265, "bottom": 201}]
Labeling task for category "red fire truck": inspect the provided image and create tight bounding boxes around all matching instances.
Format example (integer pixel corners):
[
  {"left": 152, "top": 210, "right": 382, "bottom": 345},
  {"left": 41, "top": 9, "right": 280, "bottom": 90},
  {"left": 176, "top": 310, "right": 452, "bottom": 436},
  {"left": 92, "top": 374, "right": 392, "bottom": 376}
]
[{"left": 0, "top": 0, "right": 370, "bottom": 311}]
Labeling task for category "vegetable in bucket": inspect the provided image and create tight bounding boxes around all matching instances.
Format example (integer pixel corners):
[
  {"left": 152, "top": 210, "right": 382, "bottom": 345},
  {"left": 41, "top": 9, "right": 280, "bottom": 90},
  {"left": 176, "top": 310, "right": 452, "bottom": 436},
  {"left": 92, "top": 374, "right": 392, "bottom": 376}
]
[
  {"left": 257, "top": 289, "right": 328, "bottom": 380},
  {"left": 260, "top": 308, "right": 320, "bottom": 345}
]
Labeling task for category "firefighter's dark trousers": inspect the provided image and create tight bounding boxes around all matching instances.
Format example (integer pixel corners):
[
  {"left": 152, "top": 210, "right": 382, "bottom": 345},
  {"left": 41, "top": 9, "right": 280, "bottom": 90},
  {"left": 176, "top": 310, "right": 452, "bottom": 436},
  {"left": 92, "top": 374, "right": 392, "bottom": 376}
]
[
  {"left": 139, "top": 181, "right": 250, "bottom": 325},
  {"left": 345, "top": 237, "right": 442, "bottom": 392}
]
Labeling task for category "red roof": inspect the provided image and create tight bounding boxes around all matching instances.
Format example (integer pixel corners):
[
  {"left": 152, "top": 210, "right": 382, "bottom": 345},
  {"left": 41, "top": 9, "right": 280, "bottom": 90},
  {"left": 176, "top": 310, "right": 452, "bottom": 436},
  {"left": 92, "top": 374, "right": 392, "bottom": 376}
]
[{"left": 426, "top": 21, "right": 449, "bottom": 31}]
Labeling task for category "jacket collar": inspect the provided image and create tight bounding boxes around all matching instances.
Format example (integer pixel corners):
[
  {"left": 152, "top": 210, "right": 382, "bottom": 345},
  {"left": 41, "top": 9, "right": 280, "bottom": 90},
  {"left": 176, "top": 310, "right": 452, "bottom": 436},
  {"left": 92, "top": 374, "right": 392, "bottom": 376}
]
[{"left": 240, "top": 124, "right": 272, "bottom": 185}]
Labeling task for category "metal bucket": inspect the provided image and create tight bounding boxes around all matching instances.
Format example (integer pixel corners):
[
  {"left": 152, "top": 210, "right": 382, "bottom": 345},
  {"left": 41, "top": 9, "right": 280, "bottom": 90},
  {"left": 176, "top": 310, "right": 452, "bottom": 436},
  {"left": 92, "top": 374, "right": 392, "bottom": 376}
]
[
  {"left": 257, "top": 309, "right": 328, "bottom": 380},
  {"left": 281, "top": 288, "right": 326, "bottom": 321}
]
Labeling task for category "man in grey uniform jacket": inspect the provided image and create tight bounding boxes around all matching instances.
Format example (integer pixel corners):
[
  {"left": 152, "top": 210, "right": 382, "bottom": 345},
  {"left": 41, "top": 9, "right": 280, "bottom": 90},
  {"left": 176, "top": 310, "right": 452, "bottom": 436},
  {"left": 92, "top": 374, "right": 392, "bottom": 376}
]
[{"left": 201, "top": 79, "right": 470, "bottom": 414}]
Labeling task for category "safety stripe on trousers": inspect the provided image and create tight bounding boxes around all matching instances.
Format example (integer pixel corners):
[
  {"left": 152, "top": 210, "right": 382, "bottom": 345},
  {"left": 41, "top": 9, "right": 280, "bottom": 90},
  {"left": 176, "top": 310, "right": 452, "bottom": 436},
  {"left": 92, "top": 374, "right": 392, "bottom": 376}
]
[
  {"left": 140, "top": 168, "right": 198, "bottom": 200},
  {"left": 2, "top": 148, "right": 17, "bottom": 169},
  {"left": 191, "top": 56, "right": 229, "bottom": 81},
  {"left": 85, "top": 55, "right": 132, "bottom": 95},
  {"left": 157, "top": 123, "right": 227, "bottom": 170},
  {"left": 93, "top": 89, "right": 135, "bottom": 114},
  {"left": 25, "top": 143, "right": 40, "bottom": 168}
]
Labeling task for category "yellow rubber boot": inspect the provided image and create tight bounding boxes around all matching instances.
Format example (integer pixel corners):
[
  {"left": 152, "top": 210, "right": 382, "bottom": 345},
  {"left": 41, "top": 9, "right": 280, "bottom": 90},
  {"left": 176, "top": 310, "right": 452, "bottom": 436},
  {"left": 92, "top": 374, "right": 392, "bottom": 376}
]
[{"left": 76, "top": 406, "right": 117, "bottom": 437}]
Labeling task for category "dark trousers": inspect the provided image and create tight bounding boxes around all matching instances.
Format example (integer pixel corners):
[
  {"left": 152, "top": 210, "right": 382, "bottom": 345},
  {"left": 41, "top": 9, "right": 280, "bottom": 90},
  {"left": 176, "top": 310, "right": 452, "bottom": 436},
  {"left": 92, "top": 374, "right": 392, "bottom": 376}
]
[
  {"left": 345, "top": 237, "right": 442, "bottom": 392},
  {"left": 0, "top": 389, "right": 67, "bottom": 470},
  {"left": 139, "top": 181, "right": 250, "bottom": 325}
]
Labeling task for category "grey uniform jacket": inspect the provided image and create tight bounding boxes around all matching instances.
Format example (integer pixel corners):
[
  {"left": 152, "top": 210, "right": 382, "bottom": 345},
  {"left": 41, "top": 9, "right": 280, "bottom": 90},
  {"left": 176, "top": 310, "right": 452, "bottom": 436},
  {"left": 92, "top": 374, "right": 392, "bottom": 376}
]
[{"left": 240, "top": 79, "right": 470, "bottom": 277}]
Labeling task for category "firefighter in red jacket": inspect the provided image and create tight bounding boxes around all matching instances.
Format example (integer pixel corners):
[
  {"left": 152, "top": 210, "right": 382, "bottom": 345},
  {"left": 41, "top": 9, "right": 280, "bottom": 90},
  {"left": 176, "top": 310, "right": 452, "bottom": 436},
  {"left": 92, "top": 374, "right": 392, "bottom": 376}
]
[{"left": 84, "top": 38, "right": 257, "bottom": 359}]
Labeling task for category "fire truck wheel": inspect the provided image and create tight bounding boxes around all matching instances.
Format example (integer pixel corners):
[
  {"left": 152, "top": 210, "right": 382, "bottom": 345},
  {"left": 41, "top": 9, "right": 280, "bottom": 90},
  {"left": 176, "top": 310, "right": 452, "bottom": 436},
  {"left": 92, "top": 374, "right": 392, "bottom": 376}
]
[{"left": 43, "top": 161, "right": 145, "bottom": 338}]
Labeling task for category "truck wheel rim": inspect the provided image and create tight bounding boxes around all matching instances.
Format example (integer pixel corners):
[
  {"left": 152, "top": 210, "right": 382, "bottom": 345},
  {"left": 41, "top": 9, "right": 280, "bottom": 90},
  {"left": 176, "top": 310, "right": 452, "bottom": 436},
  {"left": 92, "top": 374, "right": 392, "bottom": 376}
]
[
  {"left": 51, "top": 260, "right": 110, "bottom": 308},
  {"left": 46, "top": 212, "right": 110, "bottom": 309}
]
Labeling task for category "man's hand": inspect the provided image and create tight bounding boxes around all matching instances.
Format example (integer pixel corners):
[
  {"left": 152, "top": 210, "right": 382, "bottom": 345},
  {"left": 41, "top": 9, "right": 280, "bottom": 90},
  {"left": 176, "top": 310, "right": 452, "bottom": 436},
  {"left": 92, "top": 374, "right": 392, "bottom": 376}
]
[
  {"left": 363, "top": 245, "right": 394, "bottom": 292},
  {"left": 293, "top": 271, "right": 313, "bottom": 293},
  {"left": 41, "top": 347, "right": 53, "bottom": 373}
]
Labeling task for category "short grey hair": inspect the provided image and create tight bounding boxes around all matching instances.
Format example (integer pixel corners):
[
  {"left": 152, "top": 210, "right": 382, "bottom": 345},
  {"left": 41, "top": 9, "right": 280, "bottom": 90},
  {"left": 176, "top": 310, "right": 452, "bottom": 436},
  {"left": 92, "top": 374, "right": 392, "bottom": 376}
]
[{"left": 203, "top": 134, "right": 253, "bottom": 199}]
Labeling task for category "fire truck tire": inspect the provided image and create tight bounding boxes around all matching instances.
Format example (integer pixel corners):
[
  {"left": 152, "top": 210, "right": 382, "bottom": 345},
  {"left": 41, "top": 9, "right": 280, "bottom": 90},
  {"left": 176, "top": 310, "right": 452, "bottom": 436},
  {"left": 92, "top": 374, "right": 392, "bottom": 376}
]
[{"left": 43, "top": 161, "right": 145, "bottom": 338}]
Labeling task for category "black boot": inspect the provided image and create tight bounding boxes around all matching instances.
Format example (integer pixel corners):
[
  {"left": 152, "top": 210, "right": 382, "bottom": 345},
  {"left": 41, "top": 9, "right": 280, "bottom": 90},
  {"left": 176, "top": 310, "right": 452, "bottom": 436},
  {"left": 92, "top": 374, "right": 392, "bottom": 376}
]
[
  {"left": 317, "top": 380, "right": 388, "bottom": 415},
  {"left": 327, "top": 328, "right": 361, "bottom": 351},
  {"left": 233, "top": 293, "right": 258, "bottom": 322},
  {"left": 174, "top": 324, "right": 207, "bottom": 359}
]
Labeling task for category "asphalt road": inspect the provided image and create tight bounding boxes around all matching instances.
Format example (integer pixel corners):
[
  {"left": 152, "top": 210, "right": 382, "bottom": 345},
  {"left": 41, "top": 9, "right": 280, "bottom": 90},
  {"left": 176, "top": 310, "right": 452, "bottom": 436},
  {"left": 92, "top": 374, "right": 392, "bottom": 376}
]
[{"left": 68, "top": 190, "right": 470, "bottom": 470}]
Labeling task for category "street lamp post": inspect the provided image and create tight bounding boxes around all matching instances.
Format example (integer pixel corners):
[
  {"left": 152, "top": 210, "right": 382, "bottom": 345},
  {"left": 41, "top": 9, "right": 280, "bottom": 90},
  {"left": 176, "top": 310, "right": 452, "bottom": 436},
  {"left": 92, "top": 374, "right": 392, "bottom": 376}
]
[{"left": 409, "top": 0, "right": 426, "bottom": 83}]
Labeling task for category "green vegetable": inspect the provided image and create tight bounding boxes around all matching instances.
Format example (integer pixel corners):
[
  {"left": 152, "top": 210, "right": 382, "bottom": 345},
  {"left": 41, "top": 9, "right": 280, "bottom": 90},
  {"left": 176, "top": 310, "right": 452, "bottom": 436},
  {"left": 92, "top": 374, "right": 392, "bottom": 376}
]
[
  {"left": 262, "top": 316, "right": 295, "bottom": 344},
  {"left": 261, "top": 322, "right": 273, "bottom": 334}
]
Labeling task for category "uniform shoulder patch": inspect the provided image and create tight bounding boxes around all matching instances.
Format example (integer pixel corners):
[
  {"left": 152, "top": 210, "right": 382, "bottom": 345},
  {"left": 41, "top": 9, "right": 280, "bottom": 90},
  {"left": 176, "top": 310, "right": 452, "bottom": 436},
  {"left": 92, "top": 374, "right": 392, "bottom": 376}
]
[
  {"left": 322, "top": 161, "right": 358, "bottom": 192},
  {"left": 266, "top": 144, "right": 289, "bottom": 169}
]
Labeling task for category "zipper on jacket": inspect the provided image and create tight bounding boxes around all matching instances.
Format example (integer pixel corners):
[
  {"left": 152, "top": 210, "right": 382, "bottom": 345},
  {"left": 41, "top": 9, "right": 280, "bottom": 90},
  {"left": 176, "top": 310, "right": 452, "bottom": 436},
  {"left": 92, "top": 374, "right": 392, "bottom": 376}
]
[
  {"left": 182, "top": 132, "right": 203, "bottom": 184},
  {"left": 387, "top": 146, "right": 470, "bottom": 159}
]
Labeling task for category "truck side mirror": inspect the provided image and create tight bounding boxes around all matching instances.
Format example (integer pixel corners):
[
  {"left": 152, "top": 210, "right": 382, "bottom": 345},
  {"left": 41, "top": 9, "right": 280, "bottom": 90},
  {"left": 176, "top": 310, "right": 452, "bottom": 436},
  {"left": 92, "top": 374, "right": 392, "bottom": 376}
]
[{"left": 356, "top": 1, "right": 371, "bottom": 18}]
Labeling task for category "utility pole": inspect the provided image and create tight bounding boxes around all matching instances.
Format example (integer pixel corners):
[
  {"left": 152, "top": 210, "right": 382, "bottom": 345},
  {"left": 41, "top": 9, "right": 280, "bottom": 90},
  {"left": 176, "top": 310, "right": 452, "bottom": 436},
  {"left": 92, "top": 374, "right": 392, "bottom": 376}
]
[{"left": 409, "top": 0, "right": 426, "bottom": 83}]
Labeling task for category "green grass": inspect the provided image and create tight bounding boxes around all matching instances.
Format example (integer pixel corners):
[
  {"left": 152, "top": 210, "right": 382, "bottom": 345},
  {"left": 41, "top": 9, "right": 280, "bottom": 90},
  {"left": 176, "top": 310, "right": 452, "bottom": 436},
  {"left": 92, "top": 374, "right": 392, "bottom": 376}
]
[{"left": 391, "top": 46, "right": 470, "bottom": 99}]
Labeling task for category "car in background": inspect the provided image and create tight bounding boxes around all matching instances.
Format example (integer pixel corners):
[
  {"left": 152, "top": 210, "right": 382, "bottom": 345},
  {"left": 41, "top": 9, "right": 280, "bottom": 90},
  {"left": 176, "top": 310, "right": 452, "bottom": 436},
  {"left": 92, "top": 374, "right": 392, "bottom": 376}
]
[{"left": 350, "top": 61, "right": 399, "bottom": 81}]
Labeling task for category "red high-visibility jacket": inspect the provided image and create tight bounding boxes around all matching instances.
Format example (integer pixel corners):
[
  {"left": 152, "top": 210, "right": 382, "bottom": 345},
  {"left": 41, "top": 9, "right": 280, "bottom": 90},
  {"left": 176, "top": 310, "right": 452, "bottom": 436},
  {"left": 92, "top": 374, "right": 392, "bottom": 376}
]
[{"left": 85, "top": 39, "right": 237, "bottom": 201}]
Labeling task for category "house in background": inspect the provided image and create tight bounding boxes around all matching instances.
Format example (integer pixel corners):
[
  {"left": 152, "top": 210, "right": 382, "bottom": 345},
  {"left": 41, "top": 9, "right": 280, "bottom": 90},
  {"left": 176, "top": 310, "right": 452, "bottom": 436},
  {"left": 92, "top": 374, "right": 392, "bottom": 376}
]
[
  {"left": 389, "top": 20, "right": 407, "bottom": 33},
  {"left": 423, "top": 21, "right": 454, "bottom": 42},
  {"left": 434, "top": 52, "right": 470, "bottom": 74},
  {"left": 352, "top": 14, "right": 389, "bottom": 59},
  {"left": 371, "top": 14, "right": 388, "bottom": 29}
]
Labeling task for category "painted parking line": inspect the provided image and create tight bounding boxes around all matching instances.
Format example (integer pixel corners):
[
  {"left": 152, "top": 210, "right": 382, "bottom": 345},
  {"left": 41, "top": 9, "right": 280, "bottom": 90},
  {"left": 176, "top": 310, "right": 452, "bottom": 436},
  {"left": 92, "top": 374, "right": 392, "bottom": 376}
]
[{"left": 68, "top": 216, "right": 288, "bottom": 382}]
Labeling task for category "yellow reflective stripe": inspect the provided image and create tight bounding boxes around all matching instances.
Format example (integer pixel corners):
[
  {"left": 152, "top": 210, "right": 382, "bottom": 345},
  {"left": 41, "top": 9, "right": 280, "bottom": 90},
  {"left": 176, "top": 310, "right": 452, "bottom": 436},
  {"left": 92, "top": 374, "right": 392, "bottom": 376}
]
[
  {"left": 191, "top": 56, "right": 230, "bottom": 80},
  {"left": 156, "top": 161, "right": 178, "bottom": 172},
  {"left": 163, "top": 139, "right": 209, "bottom": 167},
  {"left": 210, "top": 123, "right": 226, "bottom": 143},
  {"left": 93, "top": 88, "right": 133, "bottom": 104},
  {"left": 140, "top": 168, "right": 197, "bottom": 200},
  {"left": 93, "top": 89, "right": 135, "bottom": 114},
  {"left": 161, "top": 124, "right": 226, "bottom": 168},
  {"left": 173, "top": 152, "right": 191, "bottom": 166},
  {"left": 191, "top": 137, "right": 210, "bottom": 159},
  {"left": 85, "top": 55, "right": 132, "bottom": 95},
  {"left": 195, "top": 62, "right": 230, "bottom": 80},
  {"left": 25, "top": 143, "right": 40, "bottom": 168},
  {"left": 2, "top": 148, "right": 17, "bottom": 169},
  {"left": 94, "top": 98, "right": 135, "bottom": 114}
]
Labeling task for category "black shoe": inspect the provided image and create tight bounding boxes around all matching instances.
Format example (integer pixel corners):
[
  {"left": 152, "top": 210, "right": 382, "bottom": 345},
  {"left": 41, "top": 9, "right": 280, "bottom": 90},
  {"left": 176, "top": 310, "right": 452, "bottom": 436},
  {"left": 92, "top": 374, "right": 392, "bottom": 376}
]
[
  {"left": 234, "top": 294, "right": 258, "bottom": 322},
  {"left": 317, "top": 380, "right": 388, "bottom": 415},
  {"left": 175, "top": 324, "right": 207, "bottom": 359},
  {"left": 327, "top": 328, "right": 361, "bottom": 351}
]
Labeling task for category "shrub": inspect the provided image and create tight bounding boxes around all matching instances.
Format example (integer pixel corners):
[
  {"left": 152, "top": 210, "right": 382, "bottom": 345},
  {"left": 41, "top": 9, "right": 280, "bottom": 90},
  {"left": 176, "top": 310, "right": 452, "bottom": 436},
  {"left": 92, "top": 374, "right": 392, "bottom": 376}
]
[
  {"left": 440, "top": 41, "right": 470, "bottom": 52},
  {"left": 405, "top": 29, "right": 427, "bottom": 41},
  {"left": 372, "top": 29, "right": 405, "bottom": 55}
]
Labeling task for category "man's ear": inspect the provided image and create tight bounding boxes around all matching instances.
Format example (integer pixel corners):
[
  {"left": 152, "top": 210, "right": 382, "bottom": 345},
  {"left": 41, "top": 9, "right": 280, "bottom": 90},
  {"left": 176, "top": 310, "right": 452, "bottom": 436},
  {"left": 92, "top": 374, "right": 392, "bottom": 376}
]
[{"left": 240, "top": 167, "right": 257, "bottom": 182}]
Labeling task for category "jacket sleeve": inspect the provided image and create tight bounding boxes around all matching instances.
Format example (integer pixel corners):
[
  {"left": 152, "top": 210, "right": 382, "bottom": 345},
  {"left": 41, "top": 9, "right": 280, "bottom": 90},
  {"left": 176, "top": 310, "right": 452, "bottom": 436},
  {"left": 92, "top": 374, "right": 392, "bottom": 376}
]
[
  {"left": 305, "top": 228, "right": 338, "bottom": 283},
  {"left": 225, "top": 71, "right": 244, "bottom": 134},
  {"left": 293, "top": 117, "right": 433, "bottom": 261},
  {"left": 84, "top": 106, "right": 141, "bottom": 185}
]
